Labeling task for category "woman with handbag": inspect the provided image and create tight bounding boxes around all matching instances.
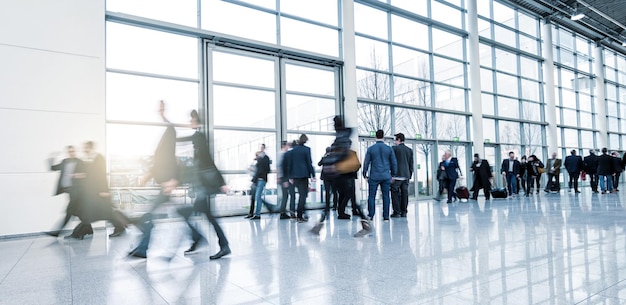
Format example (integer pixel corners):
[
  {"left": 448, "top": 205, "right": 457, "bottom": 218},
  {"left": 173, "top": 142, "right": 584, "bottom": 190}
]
[{"left": 176, "top": 110, "right": 231, "bottom": 260}]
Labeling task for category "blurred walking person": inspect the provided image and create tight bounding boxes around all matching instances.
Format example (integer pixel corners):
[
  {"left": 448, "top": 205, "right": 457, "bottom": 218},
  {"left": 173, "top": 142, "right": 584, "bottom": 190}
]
[
  {"left": 177, "top": 110, "right": 231, "bottom": 259},
  {"left": 46, "top": 145, "right": 84, "bottom": 237},
  {"left": 363, "top": 130, "right": 397, "bottom": 220},
  {"left": 285, "top": 134, "right": 316, "bottom": 223},
  {"left": 584, "top": 150, "right": 599, "bottom": 193},
  {"left": 470, "top": 154, "right": 492, "bottom": 200}
]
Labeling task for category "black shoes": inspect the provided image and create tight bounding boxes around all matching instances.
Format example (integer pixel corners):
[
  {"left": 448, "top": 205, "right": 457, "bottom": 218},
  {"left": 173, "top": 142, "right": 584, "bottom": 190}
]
[
  {"left": 337, "top": 214, "right": 351, "bottom": 220},
  {"left": 250, "top": 215, "right": 261, "bottom": 220},
  {"left": 446, "top": 200, "right": 452, "bottom": 204},
  {"left": 244, "top": 214, "right": 253, "bottom": 219},
  {"left": 400, "top": 213, "right": 407, "bottom": 218},
  {"left": 279, "top": 213, "right": 291, "bottom": 219},
  {"left": 210, "top": 247, "right": 231, "bottom": 260},
  {"left": 390, "top": 213, "right": 401, "bottom": 218}
]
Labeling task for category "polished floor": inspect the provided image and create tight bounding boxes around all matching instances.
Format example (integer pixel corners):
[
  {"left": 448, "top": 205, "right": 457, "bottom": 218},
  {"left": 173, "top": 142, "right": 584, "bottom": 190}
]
[{"left": 2, "top": 189, "right": 626, "bottom": 304}]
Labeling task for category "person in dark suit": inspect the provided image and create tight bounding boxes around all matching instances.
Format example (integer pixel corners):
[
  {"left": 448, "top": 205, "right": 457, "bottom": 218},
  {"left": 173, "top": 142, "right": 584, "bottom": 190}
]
[
  {"left": 500, "top": 151, "right": 521, "bottom": 196},
  {"left": 285, "top": 134, "right": 316, "bottom": 222},
  {"left": 584, "top": 149, "right": 599, "bottom": 193},
  {"left": 564, "top": 149, "right": 583, "bottom": 193},
  {"left": 470, "top": 154, "right": 492, "bottom": 200},
  {"left": 363, "top": 130, "right": 397, "bottom": 219},
  {"left": 47, "top": 145, "right": 84, "bottom": 237},
  {"left": 176, "top": 110, "right": 231, "bottom": 260},
  {"left": 277, "top": 141, "right": 295, "bottom": 219},
  {"left": 441, "top": 150, "right": 461, "bottom": 203},
  {"left": 67, "top": 141, "right": 126, "bottom": 239},
  {"left": 597, "top": 147, "right": 615, "bottom": 194},
  {"left": 526, "top": 155, "right": 544, "bottom": 195},
  {"left": 544, "top": 152, "right": 562, "bottom": 192},
  {"left": 318, "top": 147, "right": 339, "bottom": 215},
  {"left": 611, "top": 151, "right": 622, "bottom": 191},
  {"left": 391, "top": 133, "right": 413, "bottom": 218}
]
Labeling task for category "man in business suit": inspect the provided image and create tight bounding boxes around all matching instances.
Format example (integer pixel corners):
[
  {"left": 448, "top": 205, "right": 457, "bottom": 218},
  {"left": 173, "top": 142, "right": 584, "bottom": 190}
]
[
  {"left": 441, "top": 150, "right": 462, "bottom": 203},
  {"left": 47, "top": 145, "right": 83, "bottom": 237},
  {"left": 597, "top": 147, "right": 615, "bottom": 194},
  {"left": 470, "top": 154, "right": 492, "bottom": 200},
  {"left": 285, "top": 134, "right": 316, "bottom": 222},
  {"left": 564, "top": 149, "right": 583, "bottom": 193},
  {"left": 612, "top": 151, "right": 623, "bottom": 191},
  {"left": 544, "top": 152, "right": 562, "bottom": 193},
  {"left": 584, "top": 149, "right": 599, "bottom": 193},
  {"left": 501, "top": 151, "right": 521, "bottom": 197},
  {"left": 391, "top": 133, "right": 413, "bottom": 218},
  {"left": 363, "top": 130, "right": 397, "bottom": 220}
]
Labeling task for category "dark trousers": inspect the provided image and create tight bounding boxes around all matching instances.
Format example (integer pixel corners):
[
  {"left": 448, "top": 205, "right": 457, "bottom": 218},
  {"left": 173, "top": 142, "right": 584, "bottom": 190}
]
[
  {"left": 471, "top": 184, "right": 490, "bottom": 200},
  {"left": 391, "top": 179, "right": 409, "bottom": 215},
  {"left": 181, "top": 194, "right": 228, "bottom": 248},
  {"left": 293, "top": 178, "right": 309, "bottom": 218},
  {"left": 589, "top": 173, "right": 598, "bottom": 192},
  {"left": 568, "top": 171, "right": 580, "bottom": 191},
  {"left": 527, "top": 175, "right": 541, "bottom": 193},
  {"left": 446, "top": 178, "right": 457, "bottom": 201},
  {"left": 545, "top": 173, "right": 560, "bottom": 191},
  {"left": 332, "top": 175, "right": 366, "bottom": 221},
  {"left": 614, "top": 172, "right": 621, "bottom": 190},
  {"left": 323, "top": 179, "right": 338, "bottom": 209}
]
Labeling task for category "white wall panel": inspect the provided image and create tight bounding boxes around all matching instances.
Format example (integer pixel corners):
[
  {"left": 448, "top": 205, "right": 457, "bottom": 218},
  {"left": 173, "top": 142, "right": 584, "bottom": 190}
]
[
  {"left": 0, "top": 0, "right": 104, "bottom": 57},
  {"left": 0, "top": 0, "right": 105, "bottom": 237},
  {"left": 0, "top": 45, "right": 104, "bottom": 113},
  {"left": 0, "top": 108, "right": 105, "bottom": 173}
]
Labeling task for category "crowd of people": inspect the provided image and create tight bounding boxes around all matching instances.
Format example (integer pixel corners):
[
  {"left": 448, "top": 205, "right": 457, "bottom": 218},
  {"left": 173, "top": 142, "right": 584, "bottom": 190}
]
[{"left": 47, "top": 101, "right": 626, "bottom": 260}]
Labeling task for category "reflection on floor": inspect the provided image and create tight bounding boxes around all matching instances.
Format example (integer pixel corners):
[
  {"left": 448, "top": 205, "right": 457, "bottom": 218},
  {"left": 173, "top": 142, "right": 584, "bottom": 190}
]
[{"left": 2, "top": 190, "right": 626, "bottom": 304}]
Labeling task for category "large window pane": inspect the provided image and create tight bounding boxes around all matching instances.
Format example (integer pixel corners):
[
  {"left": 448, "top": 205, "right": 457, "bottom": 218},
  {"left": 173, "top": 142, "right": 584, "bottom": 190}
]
[
  {"left": 280, "top": 0, "right": 338, "bottom": 26},
  {"left": 579, "top": 112, "right": 593, "bottom": 129},
  {"left": 431, "top": 2, "right": 462, "bottom": 29},
  {"left": 560, "top": 89, "right": 576, "bottom": 108},
  {"left": 495, "top": 72, "right": 519, "bottom": 98},
  {"left": 355, "top": 37, "right": 390, "bottom": 71},
  {"left": 280, "top": 18, "right": 339, "bottom": 57},
  {"left": 213, "top": 130, "right": 276, "bottom": 171},
  {"left": 357, "top": 70, "right": 390, "bottom": 101},
  {"left": 394, "top": 76, "right": 431, "bottom": 106},
  {"left": 432, "top": 29, "right": 464, "bottom": 59},
  {"left": 106, "top": 73, "right": 198, "bottom": 123},
  {"left": 481, "top": 68, "right": 494, "bottom": 93},
  {"left": 392, "top": 46, "right": 430, "bottom": 79},
  {"left": 358, "top": 103, "right": 391, "bottom": 135},
  {"left": 213, "top": 52, "right": 275, "bottom": 89},
  {"left": 286, "top": 95, "right": 335, "bottom": 131},
  {"left": 482, "top": 93, "right": 494, "bottom": 115},
  {"left": 355, "top": 3, "right": 388, "bottom": 39},
  {"left": 201, "top": 1, "right": 276, "bottom": 44},
  {"left": 483, "top": 118, "right": 496, "bottom": 142},
  {"left": 436, "top": 113, "right": 467, "bottom": 141},
  {"left": 286, "top": 64, "right": 335, "bottom": 96},
  {"left": 391, "top": 15, "right": 429, "bottom": 50},
  {"left": 213, "top": 86, "right": 275, "bottom": 128},
  {"left": 562, "top": 108, "right": 577, "bottom": 126},
  {"left": 434, "top": 84, "right": 466, "bottom": 111},
  {"left": 497, "top": 97, "right": 519, "bottom": 119},
  {"left": 521, "top": 79, "right": 540, "bottom": 101},
  {"left": 517, "top": 12, "right": 537, "bottom": 37},
  {"left": 520, "top": 57, "right": 539, "bottom": 79},
  {"left": 493, "top": 25, "right": 516, "bottom": 47},
  {"left": 495, "top": 49, "right": 517, "bottom": 75},
  {"left": 433, "top": 56, "right": 465, "bottom": 86},
  {"left": 521, "top": 102, "right": 541, "bottom": 121},
  {"left": 106, "top": 23, "right": 198, "bottom": 79},
  {"left": 479, "top": 43, "right": 493, "bottom": 68},
  {"left": 492, "top": 1, "right": 515, "bottom": 25},
  {"left": 563, "top": 128, "right": 579, "bottom": 148},
  {"left": 521, "top": 123, "right": 542, "bottom": 148},
  {"left": 478, "top": 18, "right": 492, "bottom": 39},
  {"left": 395, "top": 108, "right": 433, "bottom": 139},
  {"left": 498, "top": 120, "right": 520, "bottom": 144},
  {"left": 580, "top": 130, "right": 594, "bottom": 148},
  {"left": 107, "top": 0, "right": 197, "bottom": 27},
  {"left": 519, "top": 35, "right": 538, "bottom": 55}
]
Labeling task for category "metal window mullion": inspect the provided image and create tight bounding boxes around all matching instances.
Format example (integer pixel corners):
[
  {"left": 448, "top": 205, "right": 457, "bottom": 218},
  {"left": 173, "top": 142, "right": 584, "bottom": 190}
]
[
  {"left": 277, "top": 57, "right": 285, "bottom": 152},
  {"left": 205, "top": 42, "right": 215, "bottom": 152},
  {"left": 212, "top": 81, "right": 276, "bottom": 93},
  {"left": 106, "top": 68, "right": 199, "bottom": 83}
]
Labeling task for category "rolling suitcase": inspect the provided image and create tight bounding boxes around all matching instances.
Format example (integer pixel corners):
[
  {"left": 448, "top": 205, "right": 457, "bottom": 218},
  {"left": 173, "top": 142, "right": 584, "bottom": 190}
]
[
  {"left": 455, "top": 186, "right": 470, "bottom": 200},
  {"left": 491, "top": 188, "right": 508, "bottom": 199}
]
